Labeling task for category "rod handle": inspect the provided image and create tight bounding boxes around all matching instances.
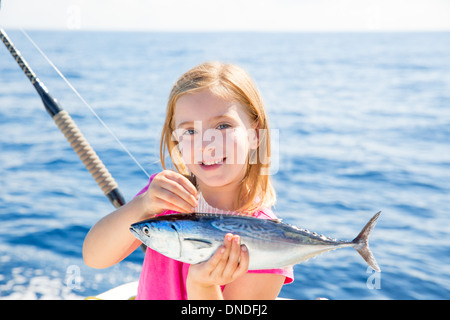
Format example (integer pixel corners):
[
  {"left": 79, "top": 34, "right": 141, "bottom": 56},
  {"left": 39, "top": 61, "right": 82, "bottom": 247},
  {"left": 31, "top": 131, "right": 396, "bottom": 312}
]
[{"left": 53, "top": 110, "right": 125, "bottom": 207}]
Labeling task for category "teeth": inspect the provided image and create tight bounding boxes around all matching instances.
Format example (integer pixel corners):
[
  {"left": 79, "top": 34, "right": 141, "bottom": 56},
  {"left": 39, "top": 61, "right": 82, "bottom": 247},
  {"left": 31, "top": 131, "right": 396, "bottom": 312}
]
[{"left": 202, "top": 158, "right": 224, "bottom": 166}]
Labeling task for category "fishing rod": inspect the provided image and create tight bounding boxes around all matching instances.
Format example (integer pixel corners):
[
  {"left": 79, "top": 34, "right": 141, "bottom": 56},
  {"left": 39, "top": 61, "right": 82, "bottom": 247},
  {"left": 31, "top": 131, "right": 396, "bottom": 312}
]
[{"left": 1, "top": 28, "right": 126, "bottom": 209}]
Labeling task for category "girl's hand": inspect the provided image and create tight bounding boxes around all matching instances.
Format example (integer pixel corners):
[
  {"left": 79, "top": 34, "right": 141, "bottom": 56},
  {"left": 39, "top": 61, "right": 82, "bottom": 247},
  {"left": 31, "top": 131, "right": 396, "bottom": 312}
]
[
  {"left": 142, "top": 170, "right": 199, "bottom": 217},
  {"left": 83, "top": 170, "right": 197, "bottom": 269},
  {"left": 186, "top": 233, "right": 249, "bottom": 299}
]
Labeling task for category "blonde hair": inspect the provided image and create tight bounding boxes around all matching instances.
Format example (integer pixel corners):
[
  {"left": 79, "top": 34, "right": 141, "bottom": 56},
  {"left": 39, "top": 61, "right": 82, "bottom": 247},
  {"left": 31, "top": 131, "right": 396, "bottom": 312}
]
[{"left": 160, "top": 62, "right": 276, "bottom": 214}]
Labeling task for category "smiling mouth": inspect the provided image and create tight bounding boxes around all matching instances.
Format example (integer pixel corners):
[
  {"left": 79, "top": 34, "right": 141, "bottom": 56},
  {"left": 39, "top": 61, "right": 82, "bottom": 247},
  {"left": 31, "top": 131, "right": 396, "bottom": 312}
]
[{"left": 199, "top": 157, "right": 226, "bottom": 167}]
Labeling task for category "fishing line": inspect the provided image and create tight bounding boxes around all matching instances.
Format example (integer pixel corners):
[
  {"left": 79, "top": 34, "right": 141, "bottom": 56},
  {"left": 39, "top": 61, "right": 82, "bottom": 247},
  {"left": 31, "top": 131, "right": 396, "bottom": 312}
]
[{"left": 20, "top": 28, "right": 151, "bottom": 179}]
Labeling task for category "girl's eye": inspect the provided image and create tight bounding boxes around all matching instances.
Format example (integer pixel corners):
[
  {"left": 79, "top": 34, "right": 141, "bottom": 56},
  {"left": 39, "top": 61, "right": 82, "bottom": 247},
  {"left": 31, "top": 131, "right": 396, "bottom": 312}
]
[
  {"left": 183, "top": 129, "right": 197, "bottom": 136},
  {"left": 217, "top": 123, "right": 231, "bottom": 130}
]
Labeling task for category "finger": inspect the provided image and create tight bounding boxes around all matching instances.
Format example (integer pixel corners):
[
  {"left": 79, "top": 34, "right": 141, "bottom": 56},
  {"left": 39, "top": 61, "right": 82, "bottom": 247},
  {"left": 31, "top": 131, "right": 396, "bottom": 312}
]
[
  {"left": 164, "top": 171, "right": 199, "bottom": 200},
  {"left": 156, "top": 197, "right": 193, "bottom": 213},
  {"left": 235, "top": 244, "right": 249, "bottom": 276},
  {"left": 156, "top": 189, "right": 195, "bottom": 213},
  {"left": 150, "top": 184, "right": 193, "bottom": 213},
  {"left": 201, "top": 242, "right": 227, "bottom": 274},
  {"left": 160, "top": 175, "right": 198, "bottom": 208},
  {"left": 211, "top": 233, "right": 233, "bottom": 277},
  {"left": 222, "top": 235, "right": 242, "bottom": 278}
]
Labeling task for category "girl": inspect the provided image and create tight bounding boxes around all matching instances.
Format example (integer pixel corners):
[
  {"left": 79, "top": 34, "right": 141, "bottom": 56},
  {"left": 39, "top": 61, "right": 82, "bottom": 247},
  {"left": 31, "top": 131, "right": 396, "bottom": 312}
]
[{"left": 83, "top": 62, "right": 293, "bottom": 299}]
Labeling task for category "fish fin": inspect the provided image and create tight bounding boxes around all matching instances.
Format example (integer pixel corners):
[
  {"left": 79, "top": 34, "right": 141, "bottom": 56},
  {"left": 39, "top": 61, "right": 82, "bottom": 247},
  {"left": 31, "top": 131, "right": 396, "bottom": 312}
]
[
  {"left": 352, "top": 211, "right": 381, "bottom": 272},
  {"left": 183, "top": 238, "right": 214, "bottom": 249}
]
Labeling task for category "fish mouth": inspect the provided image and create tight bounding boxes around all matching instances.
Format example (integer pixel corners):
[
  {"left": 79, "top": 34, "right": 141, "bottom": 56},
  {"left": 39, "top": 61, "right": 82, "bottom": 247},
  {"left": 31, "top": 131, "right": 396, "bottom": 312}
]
[
  {"left": 129, "top": 224, "right": 144, "bottom": 237},
  {"left": 129, "top": 225, "right": 138, "bottom": 236}
]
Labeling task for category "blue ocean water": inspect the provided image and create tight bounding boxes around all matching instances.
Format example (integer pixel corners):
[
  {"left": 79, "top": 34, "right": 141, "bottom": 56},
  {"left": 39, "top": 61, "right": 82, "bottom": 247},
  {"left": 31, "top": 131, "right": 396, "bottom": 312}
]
[{"left": 1, "top": 30, "right": 449, "bottom": 300}]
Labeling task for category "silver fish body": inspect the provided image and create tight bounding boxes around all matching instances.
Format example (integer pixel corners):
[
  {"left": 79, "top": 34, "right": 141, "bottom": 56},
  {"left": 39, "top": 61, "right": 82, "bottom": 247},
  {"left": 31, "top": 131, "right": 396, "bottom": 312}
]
[{"left": 130, "top": 211, "right": 381, "bottom": 271}]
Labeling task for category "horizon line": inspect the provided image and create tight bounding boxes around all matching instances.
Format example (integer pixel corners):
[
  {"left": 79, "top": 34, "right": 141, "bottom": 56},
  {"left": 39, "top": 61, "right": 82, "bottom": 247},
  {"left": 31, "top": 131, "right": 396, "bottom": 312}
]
[{"left": 3, "top": 26, "right": 450, "bottom": 34}]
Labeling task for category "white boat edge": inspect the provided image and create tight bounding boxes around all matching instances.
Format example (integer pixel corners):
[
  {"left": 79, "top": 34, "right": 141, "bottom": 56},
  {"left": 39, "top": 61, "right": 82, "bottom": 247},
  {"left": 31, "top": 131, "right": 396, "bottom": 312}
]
[
  {"left": 86, "top": 281, "right": 294, "bottom": 300},
  {"left": 87, "top": 281, "right": 139, "bottom": 300}
]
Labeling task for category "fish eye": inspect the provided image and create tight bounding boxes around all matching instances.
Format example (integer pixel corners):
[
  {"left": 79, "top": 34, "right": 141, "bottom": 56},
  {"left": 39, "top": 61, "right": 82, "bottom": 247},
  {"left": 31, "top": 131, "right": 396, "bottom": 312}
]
[{"left": 143, "top": 226, "right": 150, "bottom": 235}]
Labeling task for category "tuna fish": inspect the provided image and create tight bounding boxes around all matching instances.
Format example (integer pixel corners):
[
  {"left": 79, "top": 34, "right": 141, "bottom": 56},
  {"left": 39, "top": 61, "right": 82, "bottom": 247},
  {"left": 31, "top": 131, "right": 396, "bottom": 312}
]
[{"left": 130, "top": 211, "right": 381, "bottom": 271}]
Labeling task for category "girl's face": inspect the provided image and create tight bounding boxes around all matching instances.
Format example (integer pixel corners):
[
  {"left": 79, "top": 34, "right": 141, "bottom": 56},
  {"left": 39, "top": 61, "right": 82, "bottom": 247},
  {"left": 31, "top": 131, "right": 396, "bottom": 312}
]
[{"left": 173, "top": 89, "right": 257, "bottom": 189}]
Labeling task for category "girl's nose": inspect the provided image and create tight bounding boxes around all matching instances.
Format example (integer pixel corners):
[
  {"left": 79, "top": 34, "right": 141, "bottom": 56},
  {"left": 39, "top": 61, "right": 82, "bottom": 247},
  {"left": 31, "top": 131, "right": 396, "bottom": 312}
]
[
  {"left": 203, "top": 142, "right": 215, "bottom": 152},
  {"left": 201, "top": 142, "right": 218, "bottom": 160},
  {"left": 200, "top": 129, "right": 226, "bottom": 160}
]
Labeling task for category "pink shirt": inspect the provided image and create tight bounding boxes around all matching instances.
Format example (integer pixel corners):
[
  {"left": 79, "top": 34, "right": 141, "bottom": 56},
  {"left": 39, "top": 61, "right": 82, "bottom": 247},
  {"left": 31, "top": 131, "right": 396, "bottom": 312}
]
[{"left": 134, "top": 174, "right": 294, "bottom": 300}]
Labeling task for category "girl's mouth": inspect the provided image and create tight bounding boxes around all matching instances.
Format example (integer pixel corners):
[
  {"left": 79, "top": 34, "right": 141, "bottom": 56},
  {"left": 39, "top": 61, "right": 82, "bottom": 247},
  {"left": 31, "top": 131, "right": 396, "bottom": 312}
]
[{"left": 199, "top": 157, "right": 226, "bottom": 170}]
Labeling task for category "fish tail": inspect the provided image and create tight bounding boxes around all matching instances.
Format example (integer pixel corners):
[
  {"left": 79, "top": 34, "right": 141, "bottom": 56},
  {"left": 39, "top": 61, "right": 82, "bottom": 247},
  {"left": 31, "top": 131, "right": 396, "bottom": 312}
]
[{"left": 352, "top": 211, "right": 381, "bottom": 272}]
